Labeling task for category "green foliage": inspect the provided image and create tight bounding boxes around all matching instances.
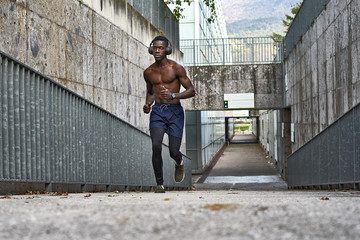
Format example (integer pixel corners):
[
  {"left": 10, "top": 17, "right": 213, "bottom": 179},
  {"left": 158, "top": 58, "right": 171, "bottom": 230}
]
[
  {"left": 235, "top": 124, "right": 250, "bottom": 133},
  {"left": 239, "top": 125, "right": 250, "bottom": 132},
  {"left": 164, "top": 0, "right": 217, "bottom": 23},
  {"left": 270, "top": 0, "right": 302, "bottom": 38},
  {"left": 282, "top": 1, "right": 302, "bottom": 31},
  {"left": 203, "top": 0, "right": 217, "bottom": 23},
  {"left": 269, "top": 32, "right": 283, "bottom": 44},
  {"left": 269, "top": 0, "right": 302, "bottom": 56}
]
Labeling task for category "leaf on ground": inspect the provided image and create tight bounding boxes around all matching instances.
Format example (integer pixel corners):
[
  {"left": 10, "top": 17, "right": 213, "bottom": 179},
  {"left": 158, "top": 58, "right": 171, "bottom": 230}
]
[
  {"left": 202, "top": 203, "right": 240, "bottom": 211},
  {"left": 26, "top": 190, "right": 47, "bottom": 195},
  {"left": 320, "top": 197, "right": 330, "bottom": 200},
  {"left": 163, "top": 198, "right": 171, "bottom": 201},
  {"left": 52, "top": 192, "right": 69, "bottom": 196},
  {"left": 108, "top": 194, "right": 119, "bottom": 197},
  {"left": 0, "top": 195, "right": 11, "bottom": 199},
  {"left": 84, "top": 193, "right": 91, "bottom": 198},
  {"left": 254, "top": 206, "right": 269, "bottom": 216},
  {"left": 117, "top": 217, "right": 129, "bottom": 224}
]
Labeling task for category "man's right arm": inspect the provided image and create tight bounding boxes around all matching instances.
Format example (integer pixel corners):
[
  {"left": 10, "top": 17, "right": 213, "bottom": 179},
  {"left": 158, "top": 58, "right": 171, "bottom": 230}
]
[{"left": 143, "top": 69, "right": 154, "bottom": 114}]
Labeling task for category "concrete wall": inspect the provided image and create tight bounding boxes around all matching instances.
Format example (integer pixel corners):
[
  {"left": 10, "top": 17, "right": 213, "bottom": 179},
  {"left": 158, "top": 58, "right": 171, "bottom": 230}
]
[
  {"left": 258, "top": 109, "right": 291, "bottom": 180},
  {"left": 184, "top": 64, "right": 283, "bottom": 111},
  {"left": 186, "top": 110, "right": 226, "bottom": 173},
  {"left": 285, "top": 0, "right": 360, "bottom": 151},
  {"left": 0, "top": 0, "right": 182, "bottom": 134}
]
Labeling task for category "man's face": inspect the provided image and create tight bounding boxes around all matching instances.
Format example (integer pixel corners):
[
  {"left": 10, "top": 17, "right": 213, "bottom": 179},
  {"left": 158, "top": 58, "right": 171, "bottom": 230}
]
[{"left": 152, "top": 40, "right": 167, "bottom": 60}]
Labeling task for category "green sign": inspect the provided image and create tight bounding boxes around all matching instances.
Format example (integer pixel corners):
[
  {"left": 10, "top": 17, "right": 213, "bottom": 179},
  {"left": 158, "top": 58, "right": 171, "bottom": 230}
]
[{"left": 224, "top": 100, "right": 228, "bottom": 109}]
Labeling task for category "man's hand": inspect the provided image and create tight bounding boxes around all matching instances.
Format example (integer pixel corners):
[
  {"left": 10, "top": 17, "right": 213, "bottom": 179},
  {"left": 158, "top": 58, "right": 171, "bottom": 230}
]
[
  {"left": 160, "top": 85, "right": 172, "bottom": 100},
  {"left": 143, "top": 102, "right": 152, "bottom": 114}
]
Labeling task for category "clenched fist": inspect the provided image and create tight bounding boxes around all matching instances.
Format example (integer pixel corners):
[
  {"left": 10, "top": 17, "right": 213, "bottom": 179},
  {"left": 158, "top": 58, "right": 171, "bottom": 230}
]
[{"left": 143, "top": 102, "right": 152, "bottom": 114}]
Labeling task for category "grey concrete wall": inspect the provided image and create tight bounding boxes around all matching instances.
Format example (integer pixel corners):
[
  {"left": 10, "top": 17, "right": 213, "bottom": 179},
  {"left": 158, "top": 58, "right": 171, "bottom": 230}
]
[
  {"left": 285, "top": 0, "right": 360, "bottom": 151},
  {"left": 258, "top": 109, "right": 291, "bottom": 180},
  {"left": 259, "top": 110, "right": 276, "bottom": 162},
  {"left": 183, "top": 64, "right": 283, "bottom": 111},
  {"left": 0, "top": 0, "right": 182, "bottom": 134}
]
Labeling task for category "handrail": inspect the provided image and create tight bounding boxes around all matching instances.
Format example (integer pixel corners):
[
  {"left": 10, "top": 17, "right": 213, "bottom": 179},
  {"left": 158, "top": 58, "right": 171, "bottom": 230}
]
[
  {"left": 0, "top": 50, "right": 192, "bottom": 193},
  {"left": 180, "top": 37, "right": 284, "bottom": 66},
  {"left": 287, "top": 101, "right": 360, "bottom": 189}
]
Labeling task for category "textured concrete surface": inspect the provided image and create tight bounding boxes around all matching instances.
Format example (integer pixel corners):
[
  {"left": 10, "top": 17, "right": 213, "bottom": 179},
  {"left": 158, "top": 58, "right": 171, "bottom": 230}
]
[
  {"left": 1, "top": 190, "right": 360, "bottom": 240},
  {"left": 195, "top": 135, "right": 288, "bottom": 191},
  {"left": 1, "top": 139, "right": 359, "bottom": 239},
  {"left": 0, "top": 0, "right": 183, "bottom": 134},
  {"left": 285, "top": 0, "right": 360, "bottom": 151},
  {"left": 184, "top": 64, "right": 283, "bottom": 111}
]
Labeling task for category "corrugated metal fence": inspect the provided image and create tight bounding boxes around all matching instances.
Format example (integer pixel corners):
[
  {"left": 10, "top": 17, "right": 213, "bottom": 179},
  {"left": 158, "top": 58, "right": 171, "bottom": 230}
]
[
  {"left": 288, "top": 103, "right": 360, "bottom": 189},
  {"left": 180, "top": 37, "right": 284, "bottom": 66},
  {"left": 0, "top": 51, "right": 191, "bottom": 192}
]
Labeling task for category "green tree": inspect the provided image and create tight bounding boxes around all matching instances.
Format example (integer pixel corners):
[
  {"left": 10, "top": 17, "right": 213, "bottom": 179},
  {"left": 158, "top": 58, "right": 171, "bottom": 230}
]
[
  {"left": 164, "top": 0, "right": 217, "bottom": 23},
  {"left": 270, "top": 1, "right": 303, "bottom": 41},
  {"left": 239, "top": 125, "right": 250, "bottom": 134},
  {"left": 282, "top": 1, "right": 302, "bottom": 31}
]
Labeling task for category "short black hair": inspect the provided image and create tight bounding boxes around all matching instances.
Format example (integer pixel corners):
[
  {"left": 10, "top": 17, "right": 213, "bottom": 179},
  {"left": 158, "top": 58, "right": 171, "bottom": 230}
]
[{"left": 152, "top": 36, "right": 170, "bottom": 46}]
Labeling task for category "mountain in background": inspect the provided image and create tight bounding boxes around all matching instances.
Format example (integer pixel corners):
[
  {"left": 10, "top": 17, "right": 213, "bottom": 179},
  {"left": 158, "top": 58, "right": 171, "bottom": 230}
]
[{"left": 221, "top": 0, "right": 301, "bottom": 37}]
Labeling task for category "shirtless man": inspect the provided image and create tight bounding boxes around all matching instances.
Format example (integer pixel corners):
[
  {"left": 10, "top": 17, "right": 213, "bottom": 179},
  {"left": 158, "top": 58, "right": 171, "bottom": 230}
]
[{"left": 143, "top": 36, "right": 195, "bottom": 193}]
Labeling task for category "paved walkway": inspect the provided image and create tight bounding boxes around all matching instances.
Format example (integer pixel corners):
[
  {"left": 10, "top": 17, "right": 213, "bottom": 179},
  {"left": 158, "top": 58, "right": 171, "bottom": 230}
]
[
  {"left": 195, "top": 134, "right": 288, "bottom": 191},
  {"left": 1, "top": 135, "right": 359, "bottom": 239}
]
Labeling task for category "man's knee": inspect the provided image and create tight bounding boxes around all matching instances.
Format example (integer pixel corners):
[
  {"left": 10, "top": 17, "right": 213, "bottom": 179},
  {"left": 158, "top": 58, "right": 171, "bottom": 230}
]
[
  {"left": 170, "top": 149, "right": 182, "bottom": 161},
  {"left": 152, "top": 143, "right": 162, "bottom": 153}
]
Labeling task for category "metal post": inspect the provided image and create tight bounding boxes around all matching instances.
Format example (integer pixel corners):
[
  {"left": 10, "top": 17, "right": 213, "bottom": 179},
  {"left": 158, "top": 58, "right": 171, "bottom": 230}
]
[
  {"left": 251, "top": 38, "right": 254, "bottom": 63},
  {"left": 193, "top": 39, "right": 196, "bottom": 66},
  {"left": 222, "top": 38, "right": 225, "bottom": 65}
]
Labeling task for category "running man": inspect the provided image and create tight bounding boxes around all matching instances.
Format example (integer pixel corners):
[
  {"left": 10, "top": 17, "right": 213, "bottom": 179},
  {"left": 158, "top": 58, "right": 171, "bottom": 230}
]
[{"left": 143, "top": 36, "right": 195, "bottom": 193}]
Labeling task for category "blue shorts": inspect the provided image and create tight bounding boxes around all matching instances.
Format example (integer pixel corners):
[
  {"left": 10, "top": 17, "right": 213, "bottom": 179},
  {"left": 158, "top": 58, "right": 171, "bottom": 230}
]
[{"left": 150, "top": 102, "right": 184, "bottom": 139}]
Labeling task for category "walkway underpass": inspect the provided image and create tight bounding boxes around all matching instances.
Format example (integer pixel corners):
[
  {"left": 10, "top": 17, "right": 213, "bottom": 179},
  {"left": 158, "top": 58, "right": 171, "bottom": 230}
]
[{"left": 194, "top": 133, "right": 288, "bottom": 191}]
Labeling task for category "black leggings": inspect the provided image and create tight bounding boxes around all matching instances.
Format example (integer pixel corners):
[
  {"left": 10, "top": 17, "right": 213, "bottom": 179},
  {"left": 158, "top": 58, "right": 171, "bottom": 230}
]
[{"left": 150, "top": 127, "right": 182, "bottom": 185}]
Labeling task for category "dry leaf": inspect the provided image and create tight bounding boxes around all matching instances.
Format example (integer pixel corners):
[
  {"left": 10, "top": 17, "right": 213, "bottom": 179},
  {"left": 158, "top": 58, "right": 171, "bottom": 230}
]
[
  {"left": 0, "top": 195, "right": 11, "bottom": 199},
  {"left": 203, "top": 203, "right": 240, "bottom": 211},
  {"left": 320, "top": 197, "right": 329, "bottom": 200},
  {"left": 52, "top": 192, "right": 69, "bottom": 196},
  {"left": 108, "top": 194, "right": 119, "bottom": 197},
  {"left": 117, "top": 217, "right": 129, "bottom": 224},
  {"left": 254, "top": 206, "right": 269, "bottom": 216}
]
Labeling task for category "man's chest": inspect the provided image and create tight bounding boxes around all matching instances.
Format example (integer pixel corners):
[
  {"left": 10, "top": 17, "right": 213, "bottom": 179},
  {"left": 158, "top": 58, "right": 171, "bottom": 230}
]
[{"left": 149, "top": 71, "right": 177, "bottom": 84}]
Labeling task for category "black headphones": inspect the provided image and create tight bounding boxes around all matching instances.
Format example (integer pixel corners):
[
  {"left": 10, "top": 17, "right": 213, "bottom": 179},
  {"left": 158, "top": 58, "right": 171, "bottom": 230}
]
[{"left": 148, "top": 39, "right": 172, "bottom": 55}]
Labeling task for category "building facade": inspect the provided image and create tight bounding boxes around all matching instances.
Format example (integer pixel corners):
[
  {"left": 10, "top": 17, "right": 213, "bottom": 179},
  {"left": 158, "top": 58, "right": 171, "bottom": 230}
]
[{"left": 168, "top": 0, "right": 231, "bottom": 173}]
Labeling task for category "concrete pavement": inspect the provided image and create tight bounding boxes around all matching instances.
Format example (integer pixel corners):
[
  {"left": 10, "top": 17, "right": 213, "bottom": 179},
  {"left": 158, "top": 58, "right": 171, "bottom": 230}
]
[
  {"left": 195, "top": 134, "right": 288, "bottom": 191},
  {"left": 1, "top": 190, "right": 359, "bottom": 240},
  {"left": 1, "top": 135, "right": 359, "bottom": 239}
]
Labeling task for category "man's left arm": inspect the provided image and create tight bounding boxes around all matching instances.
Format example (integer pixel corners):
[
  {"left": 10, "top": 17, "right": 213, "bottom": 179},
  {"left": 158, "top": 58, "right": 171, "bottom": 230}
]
[{"left": 174, "top": 64, "right": 195, "bottom": 99}]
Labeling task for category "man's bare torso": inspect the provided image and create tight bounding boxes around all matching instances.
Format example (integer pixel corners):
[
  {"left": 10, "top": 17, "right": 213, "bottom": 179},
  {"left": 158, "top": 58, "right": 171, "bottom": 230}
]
[{"left": 145, "top": 59, "right": 181, "bottom": 103}]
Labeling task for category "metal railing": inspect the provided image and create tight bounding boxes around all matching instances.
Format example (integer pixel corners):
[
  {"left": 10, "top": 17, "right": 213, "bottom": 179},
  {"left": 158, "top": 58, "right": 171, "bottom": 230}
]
[
  {"left": 180, "top": 37, "right": 284, "bottom": 66},
  {"left": 0, "top": 50, "right": 191, "bottom": 192},
  {"left": 287, "top": 102, "right": 360, "bottom": 189}
]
